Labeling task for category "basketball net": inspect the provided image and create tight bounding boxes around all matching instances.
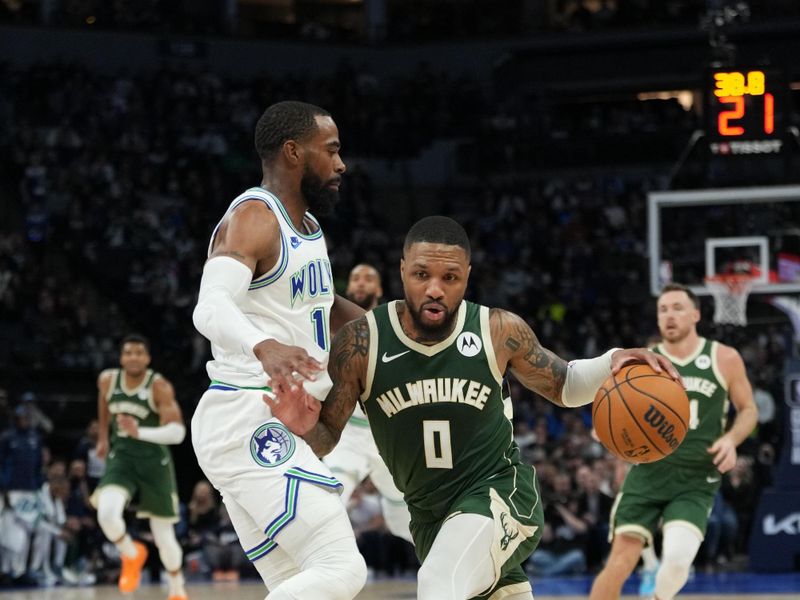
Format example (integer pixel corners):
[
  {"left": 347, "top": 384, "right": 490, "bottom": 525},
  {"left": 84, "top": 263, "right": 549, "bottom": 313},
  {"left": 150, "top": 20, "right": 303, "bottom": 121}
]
[{"left": 704, "top": 274, "right": 756, "bottom": 326}]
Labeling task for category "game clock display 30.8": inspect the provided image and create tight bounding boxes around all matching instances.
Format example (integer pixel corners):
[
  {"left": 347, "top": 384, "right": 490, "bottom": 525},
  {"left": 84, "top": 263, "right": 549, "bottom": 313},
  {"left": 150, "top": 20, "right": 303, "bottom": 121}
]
[{"left": 707, "top": 69, "right": 782, "bottom": 140}]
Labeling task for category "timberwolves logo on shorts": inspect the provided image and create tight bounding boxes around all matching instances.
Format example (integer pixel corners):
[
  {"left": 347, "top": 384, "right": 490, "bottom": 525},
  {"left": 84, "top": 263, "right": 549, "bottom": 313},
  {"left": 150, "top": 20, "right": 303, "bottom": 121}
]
[{"left": 250, "top": 423, "right": 295, "bottom": 468}]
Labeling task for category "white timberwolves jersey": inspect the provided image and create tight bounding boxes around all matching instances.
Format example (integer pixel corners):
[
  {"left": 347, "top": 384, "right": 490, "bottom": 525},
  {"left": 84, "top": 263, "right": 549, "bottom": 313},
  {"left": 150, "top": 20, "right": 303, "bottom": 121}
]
[{"left": 204, "top": 187, "right": 334, "bottom": 397}]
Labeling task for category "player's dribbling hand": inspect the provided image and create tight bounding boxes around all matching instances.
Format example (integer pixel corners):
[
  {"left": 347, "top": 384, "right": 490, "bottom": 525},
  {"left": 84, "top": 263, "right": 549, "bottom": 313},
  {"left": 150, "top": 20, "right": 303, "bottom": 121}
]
[
  {"left": 709, "top": 434, "right": 737, "bottom": 474},
  {"left": 264, "top": 380, "right": 321, "bottom": 436},
  {"left": 611, "top": 348, "right": 683, "bottom": 384},
  {"left": 254, "top": 339, "right": 323, "bottom": 393},
  {"left": 116, "top": 414, "right": 139, "bottom": 438}
]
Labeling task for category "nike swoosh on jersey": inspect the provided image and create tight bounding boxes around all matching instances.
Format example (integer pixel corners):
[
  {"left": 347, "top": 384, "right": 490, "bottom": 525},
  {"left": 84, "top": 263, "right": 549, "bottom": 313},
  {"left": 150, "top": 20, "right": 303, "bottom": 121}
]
[
  {"left": 706, "top": 476, "right": 720, "bottom": 483},
  {"left": 381, "top": 350, "right": 411, "bottom": 363}
]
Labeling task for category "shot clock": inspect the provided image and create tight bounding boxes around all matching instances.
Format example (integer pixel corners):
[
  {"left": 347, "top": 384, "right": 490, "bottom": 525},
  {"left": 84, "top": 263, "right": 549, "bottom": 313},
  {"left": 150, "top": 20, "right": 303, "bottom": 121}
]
[{"left": 707, "top": 67, "right": 786, "bottom": 156}]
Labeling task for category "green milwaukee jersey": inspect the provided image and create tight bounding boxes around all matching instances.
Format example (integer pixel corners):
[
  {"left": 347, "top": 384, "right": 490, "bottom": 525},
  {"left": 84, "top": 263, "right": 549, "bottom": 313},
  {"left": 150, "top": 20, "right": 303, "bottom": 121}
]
[
  {"left": 361, "top": 300, "right": 519, "bottom": 523},
  {"left": 652, "top": 338, "right": 729, "bottom": 469},
  {"left": 106, "top": 368, "right": 164, "bottom": 457}
]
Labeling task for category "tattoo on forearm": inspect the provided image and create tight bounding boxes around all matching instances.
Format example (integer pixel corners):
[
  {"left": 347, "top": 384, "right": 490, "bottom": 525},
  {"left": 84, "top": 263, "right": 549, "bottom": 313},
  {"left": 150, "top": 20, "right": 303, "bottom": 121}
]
[{"left": 331, "top": 318, "right": 369, "bottom": 375}]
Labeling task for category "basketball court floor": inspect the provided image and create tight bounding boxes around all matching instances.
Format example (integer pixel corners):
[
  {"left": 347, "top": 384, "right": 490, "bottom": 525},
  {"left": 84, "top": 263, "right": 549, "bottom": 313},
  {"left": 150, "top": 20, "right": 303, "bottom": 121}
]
[{"left": 1, "top": 572, "right": 798, "bottom": 599}]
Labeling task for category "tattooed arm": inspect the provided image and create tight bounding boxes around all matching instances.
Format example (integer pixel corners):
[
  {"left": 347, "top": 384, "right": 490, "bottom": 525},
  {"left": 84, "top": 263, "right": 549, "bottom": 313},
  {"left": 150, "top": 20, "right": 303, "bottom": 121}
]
[
  {"left": 269, "top": 316, "right": 370, "bottom": 456},
  {"left": 489, "top": 308, "right": 569, "bottom": 406},
  {"left": 489, "top": 308, "right": 681, "bottom": 408},
  {"left": 193, "top": 201, "right": 322, "bottom": 391}
]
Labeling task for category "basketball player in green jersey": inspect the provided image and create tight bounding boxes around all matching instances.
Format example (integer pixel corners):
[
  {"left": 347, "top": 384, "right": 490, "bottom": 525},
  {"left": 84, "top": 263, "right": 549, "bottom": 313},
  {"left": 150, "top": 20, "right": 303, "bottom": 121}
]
[
  {"left": 590, "top": 283, "right": 757, "bottom": 600},
  {"left": 268, "top": 216, "right": 678, "bottom": 600},
  {"left": 93, "top": 334, "right": 188, "bottom": 600}
]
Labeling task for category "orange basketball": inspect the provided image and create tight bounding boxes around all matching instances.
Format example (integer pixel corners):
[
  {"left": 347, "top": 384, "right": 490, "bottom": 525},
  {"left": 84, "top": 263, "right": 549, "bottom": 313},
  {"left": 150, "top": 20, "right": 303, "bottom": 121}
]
[{"left": 592, "top": 363, "right": 689, "bottom": 464}]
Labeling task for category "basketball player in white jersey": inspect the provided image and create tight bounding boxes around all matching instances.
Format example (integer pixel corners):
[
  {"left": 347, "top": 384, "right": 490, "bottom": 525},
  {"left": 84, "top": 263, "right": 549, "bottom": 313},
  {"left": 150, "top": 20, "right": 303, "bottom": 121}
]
[
  {"left": 325, "top": 264, "right": 412, "bottom": 542},
  {"left": 192, "top": 101, "right": 367, "bottom": 600}
]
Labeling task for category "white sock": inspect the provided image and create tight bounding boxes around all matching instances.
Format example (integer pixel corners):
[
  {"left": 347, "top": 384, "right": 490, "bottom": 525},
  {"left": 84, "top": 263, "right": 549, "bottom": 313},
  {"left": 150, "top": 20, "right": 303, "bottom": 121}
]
[
  {"left": 117, "top": 534, "right": 138, "bottom": 559},
  {"left": 642, "top": 544, "right": 659, "bottom": 570},
  {"left": 168, "top": 570, "right": 186, "bottom": 597}
]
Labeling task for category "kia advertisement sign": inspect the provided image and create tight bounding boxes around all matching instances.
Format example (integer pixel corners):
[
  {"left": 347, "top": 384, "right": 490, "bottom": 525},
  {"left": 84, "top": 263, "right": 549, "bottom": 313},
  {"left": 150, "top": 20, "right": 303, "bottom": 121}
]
[
  {"left": 749, "top": 491, "right": 800, "bottom": 571},
  {"left": 749, "top": 374, "right": 800, "bottom": 571}
]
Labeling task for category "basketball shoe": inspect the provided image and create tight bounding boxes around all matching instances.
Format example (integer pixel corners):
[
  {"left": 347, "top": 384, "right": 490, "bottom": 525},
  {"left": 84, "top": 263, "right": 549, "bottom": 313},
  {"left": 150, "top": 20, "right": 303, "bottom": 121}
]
[{"left": 119, "top": 541, "right": 148, "bottom": 593}]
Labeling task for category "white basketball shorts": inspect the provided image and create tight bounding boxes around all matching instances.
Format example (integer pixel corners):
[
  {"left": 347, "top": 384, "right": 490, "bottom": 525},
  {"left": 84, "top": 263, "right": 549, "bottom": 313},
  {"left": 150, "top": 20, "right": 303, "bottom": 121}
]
[{"left": 192, "top": 385, "right": 348, "bottom": 563}]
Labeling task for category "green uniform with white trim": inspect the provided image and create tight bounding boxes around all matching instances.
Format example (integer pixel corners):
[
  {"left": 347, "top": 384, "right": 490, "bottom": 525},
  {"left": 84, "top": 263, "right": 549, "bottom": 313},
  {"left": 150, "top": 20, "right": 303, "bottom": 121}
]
[
  {"left": 612, "top": 338, "right": 728, "bottom": 543},
  {"left": 93, "top": 369, "right": 179, "bottom": 521},
  {"left": 362, "top": 300, "right": 542, "bottom": 598}
]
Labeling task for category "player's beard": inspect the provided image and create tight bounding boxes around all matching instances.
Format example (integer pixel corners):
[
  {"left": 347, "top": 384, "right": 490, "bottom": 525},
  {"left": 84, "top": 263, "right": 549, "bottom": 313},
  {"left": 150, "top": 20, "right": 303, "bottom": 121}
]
[
  {"left": 348, "top": 292, "right": 376, "bottom": 310},
  {"left": 301, "top": 164, "right": 340, "bottom": 216},
  {"left": 404, "top": 297, "right": 458, "bottom": 340}
]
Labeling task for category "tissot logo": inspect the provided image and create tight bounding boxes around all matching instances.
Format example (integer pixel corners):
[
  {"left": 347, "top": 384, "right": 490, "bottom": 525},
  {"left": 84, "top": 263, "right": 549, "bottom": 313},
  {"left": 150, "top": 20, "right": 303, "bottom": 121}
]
[{"left": 763, "top": 513, "right": 800, "bottom": 535}]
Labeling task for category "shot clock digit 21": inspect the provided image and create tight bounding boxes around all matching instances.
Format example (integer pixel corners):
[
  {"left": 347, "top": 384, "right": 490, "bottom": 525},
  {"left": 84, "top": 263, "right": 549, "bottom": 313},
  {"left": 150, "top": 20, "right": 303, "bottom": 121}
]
[{"left": 706, "top": 67, "right": 787, "bottom": 156}]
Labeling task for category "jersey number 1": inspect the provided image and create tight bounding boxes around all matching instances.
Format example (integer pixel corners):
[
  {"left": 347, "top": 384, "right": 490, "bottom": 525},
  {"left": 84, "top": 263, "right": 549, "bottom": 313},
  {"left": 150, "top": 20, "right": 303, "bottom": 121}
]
[
  {"left": 310, "top": 307, "right": 329, "bottom": 351},
  {"left": 423, "top": 420, "right": 453, "bottom": 469}
]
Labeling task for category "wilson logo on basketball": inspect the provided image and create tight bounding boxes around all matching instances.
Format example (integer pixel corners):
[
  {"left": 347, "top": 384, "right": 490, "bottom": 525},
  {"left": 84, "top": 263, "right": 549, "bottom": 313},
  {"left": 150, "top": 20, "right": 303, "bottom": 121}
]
[{"left": 643, "top": 405, "right": 680, "bottom": 450}]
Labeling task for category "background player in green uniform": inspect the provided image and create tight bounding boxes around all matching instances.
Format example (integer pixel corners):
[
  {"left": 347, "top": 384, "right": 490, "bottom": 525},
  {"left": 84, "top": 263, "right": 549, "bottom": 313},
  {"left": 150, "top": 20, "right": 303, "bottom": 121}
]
[
  {"left": 93, "top": 334, "right": 188, "bottom": 600},
  {"left": 268, "top": 216, "right": 679, "bottom": 600},
  {"left": 590, "top": 284, "right": 757, "bottom": 600}
]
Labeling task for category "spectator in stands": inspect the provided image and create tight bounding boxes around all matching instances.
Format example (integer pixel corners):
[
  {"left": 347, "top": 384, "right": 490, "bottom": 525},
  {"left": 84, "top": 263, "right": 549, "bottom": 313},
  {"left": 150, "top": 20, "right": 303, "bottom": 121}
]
[
  {"left": 183, "top": 480, "right": 244, "bottom": 582},
  {"left": 575, "top": 463, "right": 613, "bottom": 571},
  {"left": 61, "top": 460, "right": 97, "bottom": 586},
  {"left": 0, "top": 404, "right": 45, "bottom": 585},
  {"left": 703, "top": 491, "right": 738, "bottom": 570},
  {"left": 73, "top": 420, "right": 106, "bottom": 492},
  {"left": 29, "top": 469, "right": 69, "bottom": 586},
  {"left": 527, "top": 472, "right": 588, "bottom": 576}
]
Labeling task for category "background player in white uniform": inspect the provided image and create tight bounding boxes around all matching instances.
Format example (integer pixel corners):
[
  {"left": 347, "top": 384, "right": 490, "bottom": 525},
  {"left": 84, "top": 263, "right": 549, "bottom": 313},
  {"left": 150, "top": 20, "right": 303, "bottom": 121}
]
[
  {"left": 325, "top": 264, "right": 412, "bottom": 542},
  {"left": 192, "top": 101, "right": 366, "bottom": 600}
]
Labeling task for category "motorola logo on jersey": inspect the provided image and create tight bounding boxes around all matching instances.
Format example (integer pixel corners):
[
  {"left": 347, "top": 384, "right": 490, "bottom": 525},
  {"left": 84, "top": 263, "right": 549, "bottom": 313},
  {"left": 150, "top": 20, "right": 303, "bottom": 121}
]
[
  {"left": 694, "top": 355, "right": 711, "bottom": 370},
  {"left": 250, "top": 423, "right": 296, "bottom": 468},
  {"left": 457, "top": 332, "right": 482, "bottom": 357}
]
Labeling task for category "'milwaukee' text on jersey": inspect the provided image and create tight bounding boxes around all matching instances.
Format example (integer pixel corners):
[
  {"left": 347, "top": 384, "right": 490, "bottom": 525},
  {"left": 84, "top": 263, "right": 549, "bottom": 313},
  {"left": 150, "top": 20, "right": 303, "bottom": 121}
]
[{"left": 375, "top": 378, "right": 493, "bottom": 416}]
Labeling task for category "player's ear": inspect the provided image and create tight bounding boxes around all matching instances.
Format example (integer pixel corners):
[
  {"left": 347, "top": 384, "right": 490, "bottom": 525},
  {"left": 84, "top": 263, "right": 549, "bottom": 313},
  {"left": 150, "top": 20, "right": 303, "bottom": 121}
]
[
  {"left": 400, "top": 257, "right": 406, "bottom": 281},
  {"left": 692, "top": 307, "right": 701, "bottom": 324},
  {"left": 282, "top": 139, "right": 303, "bottom": 166}
]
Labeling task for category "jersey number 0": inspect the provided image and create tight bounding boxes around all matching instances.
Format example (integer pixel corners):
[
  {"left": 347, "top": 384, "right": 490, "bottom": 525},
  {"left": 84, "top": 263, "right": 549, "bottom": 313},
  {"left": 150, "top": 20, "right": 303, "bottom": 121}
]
[{"left": 423, "top": 420, "right": 453, "bottom": 469}]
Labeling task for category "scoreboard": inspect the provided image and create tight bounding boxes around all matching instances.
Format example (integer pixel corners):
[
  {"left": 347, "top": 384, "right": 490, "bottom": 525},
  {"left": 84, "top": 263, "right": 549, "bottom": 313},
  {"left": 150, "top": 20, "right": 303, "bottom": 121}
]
[{"left": 707, "top": 67, "right": 786, "bottom": 156}]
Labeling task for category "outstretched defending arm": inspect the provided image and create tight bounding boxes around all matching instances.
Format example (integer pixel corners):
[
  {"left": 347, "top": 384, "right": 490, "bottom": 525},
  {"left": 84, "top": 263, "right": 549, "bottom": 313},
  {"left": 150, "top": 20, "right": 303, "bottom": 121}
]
[
  {"left": 267, "top": 316, "right": 369, "bottom": 456},
  {"left": 489, "top": 308, "right": 680, "bottom": 407},
  {"left": 192, "top": 201, "right": 324, "bottom": 391}
]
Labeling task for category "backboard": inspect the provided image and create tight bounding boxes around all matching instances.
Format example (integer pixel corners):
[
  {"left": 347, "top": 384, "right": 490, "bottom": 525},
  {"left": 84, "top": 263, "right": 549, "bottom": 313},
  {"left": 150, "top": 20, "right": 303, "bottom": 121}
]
[{"left": 648, "top": 185, "right": 800, "bottom": 297}]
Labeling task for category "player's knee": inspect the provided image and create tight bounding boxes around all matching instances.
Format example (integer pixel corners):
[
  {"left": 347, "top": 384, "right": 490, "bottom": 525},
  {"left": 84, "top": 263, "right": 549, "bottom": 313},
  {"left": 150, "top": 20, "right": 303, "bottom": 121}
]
[
  {"left": 96, "top": 499, "right": 126, "bottom": 541},
  {"left": 326, "top": 550, "right": 367, "bottom": 599},
  {"left": 150, "top": 518, "right": 183, "bottom": 572},
  {"left": 605, "top": 538, "right": 643, "bottom": 576},
  {"left": 300, "top": 535, "right": 367, "bottom": 599}
]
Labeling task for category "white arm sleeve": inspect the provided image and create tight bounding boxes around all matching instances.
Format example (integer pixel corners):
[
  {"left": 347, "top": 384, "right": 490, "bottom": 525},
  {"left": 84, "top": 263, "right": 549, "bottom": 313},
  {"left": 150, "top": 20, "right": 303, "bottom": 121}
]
[
  {"left": 137, "top": 422, "right": 186, "bottom": 445},
  {"left": 192, "top": 256, "right": 266, "bottom": 357},
  {"left": 562, "top": 348, "right": 620, "bottom": 407}
]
